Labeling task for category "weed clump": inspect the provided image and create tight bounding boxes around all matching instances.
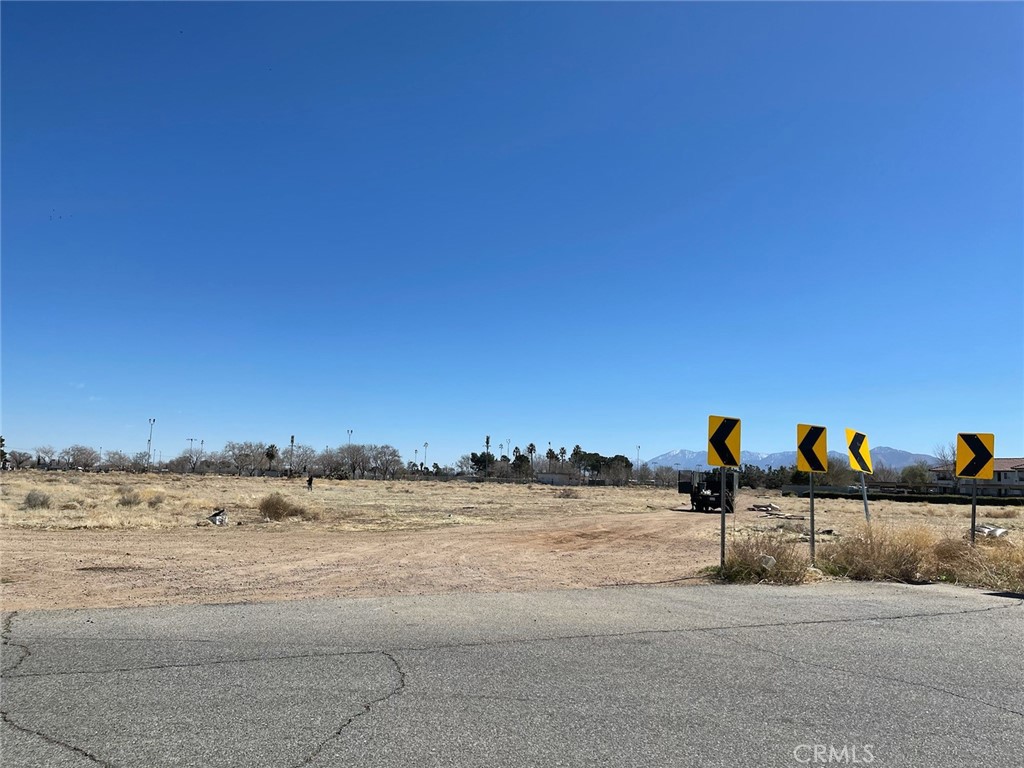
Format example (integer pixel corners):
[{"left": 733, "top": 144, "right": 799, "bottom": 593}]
[
  {"left": 259, "top": 492, "right": 308, "bottom": 522},
  {"left": 818, "top": 524, "right": 936, "bottom": 583},
  {"left": 720, "top": 530, "right": 808, "bottom": 584},
  {"left": 25, "top": 490, "right": 52, "bottom": 509},
  {"left": 117, "top": 488, "right": 142, "bottom": 507}
]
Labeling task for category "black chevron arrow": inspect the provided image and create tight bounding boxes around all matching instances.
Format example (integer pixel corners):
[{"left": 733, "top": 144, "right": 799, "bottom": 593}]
[
  {"left": 960, "top": 434, "right": 993, "bottom": 477},
  {"left": 798, "top": 426, "right": 826, "bottom": 472},
  {"left": 848, "top": 432, "right": 870, "bottom": 472},
  {"left": 709, "top": 418, "right": 739, "bottom": 466}
]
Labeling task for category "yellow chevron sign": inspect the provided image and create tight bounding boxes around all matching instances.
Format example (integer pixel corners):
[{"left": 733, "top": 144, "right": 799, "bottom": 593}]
[
  {"left": 707, "top": 415, "right": 741, "bottom": 468},
  {"left": 845, "top": 429, "right": 873, "bottom": 475},
  {"left": 796, "top": 424, "right": 828, "bottom": 473},
  {"left": 956, "top": 433, "right": 994, "bottom": 479}
]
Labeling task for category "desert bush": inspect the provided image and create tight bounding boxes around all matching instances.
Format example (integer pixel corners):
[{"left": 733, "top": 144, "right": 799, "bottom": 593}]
[
  {"left": 932, "top": 537, "right": 1024, "bottom": 593},
  {"left": 962, "top": 508, "right": 1020, "bottom": 519},
  {"left": 147, "top": 493, "right": 165, "bottom": 509},
  {"left": 720, "top": 531, "right": 808, "bottom": 584},
  {"left": 557, "top": 488, "right": 580, "bottom": 499},
  {"left": 117, "top": 489, "right": 142, "bottom": 507},
  {"left": 818, "top": 524, "right": 935, "bottom": 583},
  {"left": 24, "top": 490, "right": 52, "bottom": 509},
  {"left": 258, "top": 492, "right": 307, "bottom": 521}
]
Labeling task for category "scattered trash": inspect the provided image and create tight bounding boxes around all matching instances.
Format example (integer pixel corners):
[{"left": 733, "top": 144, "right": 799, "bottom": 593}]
[
  {"left": 759, "top": 510, "right": 806, "bottom": 520},
  {"left": 973, "top": 524, "right": 1009, "bottom": 539},
  {"left": 207, "top": 508, "right": 227, "bottom": 526},
  {"left": 759, "top": 554, "right": 777, "bottom": 571},
  {"left": 748, "top": 503, "right": 781, "bottom": 512}
]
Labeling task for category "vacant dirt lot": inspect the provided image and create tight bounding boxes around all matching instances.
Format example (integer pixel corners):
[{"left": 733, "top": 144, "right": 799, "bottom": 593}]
[{"left": 1, "top": 472, "right": 1019, "bottom": 611}]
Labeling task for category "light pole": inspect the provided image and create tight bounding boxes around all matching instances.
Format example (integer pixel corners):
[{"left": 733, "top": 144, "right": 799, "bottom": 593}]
[
  {"left": 423, "top": 442, "right": 428, "bottom": 469},
  {"left": 347, "top": 429, "right": 353, "bottom": 446},
  {"left": 289, "top": 435, "right": 295, "bottom": 477},
  {"left": 147, "top": 418, "right": 156, "bottom": 470},
  {"left": 415, "top": 448, "right": 418, "bottom": 468},
  {"left": 637, "top": 445, "right": 641, "bottom": 477}
]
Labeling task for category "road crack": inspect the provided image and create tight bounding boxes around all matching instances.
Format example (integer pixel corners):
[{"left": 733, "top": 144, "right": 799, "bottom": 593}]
[
  {"left": 290, "top": 651, "right": 406, "bottom": 768},
  {"left": 2, "top": 611, "right": 31, "bottom": 675}
]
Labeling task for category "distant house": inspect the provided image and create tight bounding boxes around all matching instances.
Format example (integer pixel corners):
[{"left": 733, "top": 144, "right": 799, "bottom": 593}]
[
  {"left": 929, "top": 458, "right": 1024, "bottom": 497},
  {"left": 534, "top": 472, "right": 575, "bottom": 487}
]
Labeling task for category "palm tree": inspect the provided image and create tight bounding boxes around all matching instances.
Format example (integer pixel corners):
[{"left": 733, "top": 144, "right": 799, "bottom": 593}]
[
  {"left": 265, "top": 444, "right": 279, "bottom": 472},
  {"left": 559, "top": 447, "right": 567, "bottom": 464},
  {"left": 513, "top": 446, "right": 521, "bottom": 459},
  {"left": 527, "top": 443, "right": 536, "bottom": 467}
]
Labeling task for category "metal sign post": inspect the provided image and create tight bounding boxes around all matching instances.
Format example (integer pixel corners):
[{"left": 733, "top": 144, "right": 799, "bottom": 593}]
[
  {"left": 860, "top": 471, "right": 871, "bottom": 523},
  {"left": 707, "top": 415, "right": 741, "bottom": 574},
  {"left": 808, "top": 472, "right": 816, "bottom": 563},
  {"left": 797, "top": 424, "right": 827, "bottom": 564},
  {"left": 970, "top": 479, "right": 978, "bottom": 545},
  {"left": 955, "top": 433, "right": 994, "bottom": 546},
  {"left": 845, "top": 429, "right": 873, "bottom": 524},
  {"left": 720, "top": 467, "right": 727, "bottom": 571}
]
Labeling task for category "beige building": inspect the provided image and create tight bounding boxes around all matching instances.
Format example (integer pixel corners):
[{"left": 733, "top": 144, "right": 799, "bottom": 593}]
[{"left": 929, "top": 458, "right": 1024, "bottom": 497}]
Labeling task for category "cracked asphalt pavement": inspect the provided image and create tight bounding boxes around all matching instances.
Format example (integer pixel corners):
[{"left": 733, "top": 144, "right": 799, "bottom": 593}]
[{"left": 1, "top": 582, "right": 1021, "bottom": 767}]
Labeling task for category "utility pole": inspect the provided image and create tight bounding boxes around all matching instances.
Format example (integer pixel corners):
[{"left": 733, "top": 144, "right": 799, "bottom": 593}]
[
  {"left": 147, "top": 418, "right": 156, "bottom": 470},
  {"left": 423, "top": 442, "right": 428, "bottom": 469}
]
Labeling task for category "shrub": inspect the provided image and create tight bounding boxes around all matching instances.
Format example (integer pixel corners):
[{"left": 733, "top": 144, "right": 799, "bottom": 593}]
[
  {"left": 818, "top": 524, "right": 935, "bottom": 583},
  {"left": 117, "top": 489, "right": 142, "bottom": 507},
  {"left": 147, "top": 494, "right": 165, "bottom": 509},
  {"left": 720, "top": 530, "right": 808, "bottom": 584},
  {"left": 25, "top": 490, "right": 52, "bottom": 509},
  {"left": 259, "top": 492, "right": 307, "bottom": 521},
  {"left": 557, "top": 488, "right": 580, "bottom": 499}
]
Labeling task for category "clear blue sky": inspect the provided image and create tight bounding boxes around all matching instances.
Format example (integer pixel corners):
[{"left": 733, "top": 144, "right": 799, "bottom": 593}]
[{"left": 3, "top": 2, "right": 1022, "bottom": 466}]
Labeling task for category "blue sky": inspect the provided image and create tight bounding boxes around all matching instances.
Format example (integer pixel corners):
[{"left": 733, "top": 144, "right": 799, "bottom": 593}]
[{"left": 3, "top": 2, "right": 1022, "bottom": 466}]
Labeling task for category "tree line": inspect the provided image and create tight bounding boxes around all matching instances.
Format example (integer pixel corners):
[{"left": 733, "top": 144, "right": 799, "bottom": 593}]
[{"left": 0, "top": 434, "right": 937, "bottom": 491}]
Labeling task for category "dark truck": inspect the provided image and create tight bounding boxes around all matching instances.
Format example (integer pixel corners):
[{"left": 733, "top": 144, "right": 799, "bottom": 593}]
[{"left": 678, "top": 469, "right": 737, "bottom": 513}]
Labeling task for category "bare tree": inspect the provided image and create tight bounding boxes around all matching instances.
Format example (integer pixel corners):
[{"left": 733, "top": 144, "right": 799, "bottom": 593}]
[
  {"left": 318, "top": 446, "right": 342, "bottom": 477},
  {"left": 8, "top": 450, "right": 32, "bottom": 469},
  {"left": 223, "top": 441, "right": 267, "bottom": 476},
  {"left": 63, "top": 444, "right": 101, "bottom": 470},
  {"left": 933, "top": 440, "right": 959, "bottom": 493},
  {"left": 35, "top": 445, "right": 56, "bottom": 467},
  {"left": 105, "top": 450, "right": 131, "bottom": 471},
  {"left": 370, "top": 444, "right": 402, "bottom": 480},
  {"left": 290, "top": 444, "right": 318, "bottom": 475}
]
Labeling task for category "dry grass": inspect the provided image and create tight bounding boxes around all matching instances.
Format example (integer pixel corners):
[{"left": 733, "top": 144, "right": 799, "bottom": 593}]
[
  {"left": 817, "top": 524, "right": 936, "bottom": 583},
  {"left": 0, "top": 470, "right": 681, "bottom": 532},
  {"left": 818, "top": 523, "right": 1024, "bottom": 592},
  {"left": 720, "top": 530, "right": 809, "bottom": 584}
]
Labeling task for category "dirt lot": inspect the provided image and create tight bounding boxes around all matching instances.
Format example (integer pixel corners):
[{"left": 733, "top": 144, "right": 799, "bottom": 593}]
[{"left": 1, "top": 472, "right": 1019, "bottom": 611}]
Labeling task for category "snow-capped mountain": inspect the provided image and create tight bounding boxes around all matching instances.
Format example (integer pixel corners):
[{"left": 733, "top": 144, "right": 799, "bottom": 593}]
[{"left": 645, "top": 447, "right": 937, "bottom": 470}]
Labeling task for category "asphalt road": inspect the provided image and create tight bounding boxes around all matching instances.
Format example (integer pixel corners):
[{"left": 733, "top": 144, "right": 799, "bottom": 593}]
[{"left": 2, "top": 582, "right": 1021, "bottom": 768}]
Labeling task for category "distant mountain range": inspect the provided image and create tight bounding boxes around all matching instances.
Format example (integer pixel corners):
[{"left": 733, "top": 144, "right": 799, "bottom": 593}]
[{"left": 645, "top": 446, "right": 938, "bottom": 471}]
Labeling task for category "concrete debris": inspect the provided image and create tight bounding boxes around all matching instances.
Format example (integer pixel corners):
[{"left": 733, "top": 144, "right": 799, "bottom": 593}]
[
  {"left": 760, "top": 510, "right": 806, "bottom": 520},
  {"left": 207, "top": 508, "right": 227, "bottom": 526},
  {"left": 759, "top": 554, "right": 777, "bottom": 571},
  {"left": 748, "top": 503, "right": 781, "bottom": 512},
  {"left": 973, "top": 524, "right": 1009, "bottom": 539}
]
